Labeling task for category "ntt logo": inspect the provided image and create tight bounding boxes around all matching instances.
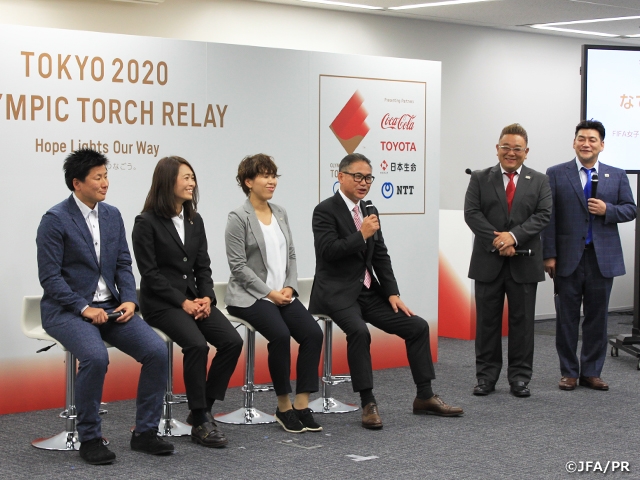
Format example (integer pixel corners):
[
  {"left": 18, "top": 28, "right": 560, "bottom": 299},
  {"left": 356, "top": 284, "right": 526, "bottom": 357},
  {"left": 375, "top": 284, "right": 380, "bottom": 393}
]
[{"left": 381, "top": 182, "right": 394, "bottom": 199}]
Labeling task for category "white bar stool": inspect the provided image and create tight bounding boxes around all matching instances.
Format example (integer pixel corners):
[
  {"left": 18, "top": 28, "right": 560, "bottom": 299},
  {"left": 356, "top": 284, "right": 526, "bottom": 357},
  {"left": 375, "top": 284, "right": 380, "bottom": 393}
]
[
  {"left": 21, "top": 296, "right": 110, "bottom": 451},
  {"left": 212, "top": 282, "right": 275, "bottom": 425}
]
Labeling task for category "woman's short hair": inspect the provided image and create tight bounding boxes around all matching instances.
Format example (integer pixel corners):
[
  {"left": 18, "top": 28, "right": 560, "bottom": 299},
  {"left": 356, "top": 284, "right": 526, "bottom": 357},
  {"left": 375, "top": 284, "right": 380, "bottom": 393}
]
[
  {"left": 236, "top": 154, "right": 279, "bottom": 196},
  {"left": 142, "top": 156, "right": 198, "bottom": 220}
]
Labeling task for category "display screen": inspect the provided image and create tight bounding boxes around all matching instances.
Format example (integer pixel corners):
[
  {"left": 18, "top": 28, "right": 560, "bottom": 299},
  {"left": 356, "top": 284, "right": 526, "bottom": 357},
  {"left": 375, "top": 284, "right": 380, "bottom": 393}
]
[{"left": 582, "top": 45, "right": 640, "bottom": 173}]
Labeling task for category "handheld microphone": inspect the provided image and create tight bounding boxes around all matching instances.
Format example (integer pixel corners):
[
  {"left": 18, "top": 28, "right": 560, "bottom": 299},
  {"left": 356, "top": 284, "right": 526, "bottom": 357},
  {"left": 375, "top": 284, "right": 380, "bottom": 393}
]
[
  {"left": 465, "top": 168, "right": 472, "bottom": 175},
  {"left": 364, "top": 200, "right": 379, "bottom": 241},
  {"left": 493, "top": 249, "right": 535, "bottom": 256},
  {"left": 591, "top": 173, "right": 598, "bottom": 199}
]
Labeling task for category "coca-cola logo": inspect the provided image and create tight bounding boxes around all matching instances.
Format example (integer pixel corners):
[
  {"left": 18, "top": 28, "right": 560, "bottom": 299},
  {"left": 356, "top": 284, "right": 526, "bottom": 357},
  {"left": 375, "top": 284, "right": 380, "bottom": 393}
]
[{"left": 380, "top": 113, "right": 415, "bottom": 130}]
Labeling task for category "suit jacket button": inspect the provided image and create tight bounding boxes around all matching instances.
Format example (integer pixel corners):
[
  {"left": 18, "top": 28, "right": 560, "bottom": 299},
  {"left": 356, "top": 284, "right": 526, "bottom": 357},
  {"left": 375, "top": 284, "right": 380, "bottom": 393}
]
[
  {"left": 183, "top": 257, "right": 187, "bottom": 262},
  {"left": 359, "top": 278, "right": 363, "bottom": 283},
  {"left": 182, "top": 275, "right": 187, "bottom": 279}
]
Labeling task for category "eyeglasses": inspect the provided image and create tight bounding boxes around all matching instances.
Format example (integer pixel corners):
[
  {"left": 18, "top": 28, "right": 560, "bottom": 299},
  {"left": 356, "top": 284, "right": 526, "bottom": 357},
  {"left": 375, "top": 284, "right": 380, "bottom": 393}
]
[
  {"left": 341, "top": 172, "right": 375, "bottom": 184},
  {"left": 498, "top": 145, "right": 526, "bottom": 154}
]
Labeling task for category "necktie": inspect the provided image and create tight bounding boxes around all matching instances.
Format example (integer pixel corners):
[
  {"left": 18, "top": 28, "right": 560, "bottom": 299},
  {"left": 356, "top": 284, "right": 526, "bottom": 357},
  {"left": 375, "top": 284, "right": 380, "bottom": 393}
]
[
  {"left": 582, "top": 167, "right": 595, "bottom": 245},
  {"left": 352, "top": 204, "right": 372, "bottom": 288},
  {"left": 504, "top": 172, "right": 516, "bottom": 213}
]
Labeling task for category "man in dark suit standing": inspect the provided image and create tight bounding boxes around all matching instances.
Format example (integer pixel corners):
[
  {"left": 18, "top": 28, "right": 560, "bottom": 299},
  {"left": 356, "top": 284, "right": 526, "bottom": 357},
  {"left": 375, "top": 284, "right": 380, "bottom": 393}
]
[
  {"left": 464, "top": 124, "right": 552, "bottom": 398},
  {"left": 36, "top": 148, "right": 174, "bottom": 464},
  {"left": 542, "top": 120, "right": 636, "bottom": 392},
  {"left": 310, "top": 153, "right": 463, "bottom": 430}
]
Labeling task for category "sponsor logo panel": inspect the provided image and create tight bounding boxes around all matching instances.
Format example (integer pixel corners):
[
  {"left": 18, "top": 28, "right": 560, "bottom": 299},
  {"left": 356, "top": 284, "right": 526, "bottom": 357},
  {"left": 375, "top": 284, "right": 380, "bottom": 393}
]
[{"left": 319, "top": 75, "right": 426, "bottom": 214}]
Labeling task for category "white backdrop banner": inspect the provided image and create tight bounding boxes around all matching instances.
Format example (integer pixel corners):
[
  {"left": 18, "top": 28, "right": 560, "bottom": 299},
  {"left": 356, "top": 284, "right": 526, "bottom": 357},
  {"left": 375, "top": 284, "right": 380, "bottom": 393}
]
[{"left": 0, "top": 24, "right": 440, "bottom": 413}]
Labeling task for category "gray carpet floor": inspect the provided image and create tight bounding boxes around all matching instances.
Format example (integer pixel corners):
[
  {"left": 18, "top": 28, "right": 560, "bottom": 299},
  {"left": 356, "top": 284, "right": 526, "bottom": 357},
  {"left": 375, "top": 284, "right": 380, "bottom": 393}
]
[{"left": 1, "top": 315, "right": 639, "bottom": 479}]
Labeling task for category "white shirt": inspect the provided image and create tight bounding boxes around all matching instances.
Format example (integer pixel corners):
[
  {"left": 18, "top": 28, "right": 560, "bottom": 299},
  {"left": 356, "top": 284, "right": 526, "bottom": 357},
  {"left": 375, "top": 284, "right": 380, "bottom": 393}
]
[
  {"left": 259, "top": 214, "right": 287, "bottom": 301},
  {"left": 498, "top": 165, "right": 522, "bottom": 246},
  {"left": 73, "top": 193, "right": 112, "bottom": 311},
  {"left": 339, "top": 189, "right": 366, "bottom": 243},
  {"left": 499, "top": 165, "right": 522, "bottom": 188},
  {"left": 576, "top": 158, "right": 600, "bottom": 188},
  {"left": 171, "top": 207, "right": 185, "bottom": 244}
]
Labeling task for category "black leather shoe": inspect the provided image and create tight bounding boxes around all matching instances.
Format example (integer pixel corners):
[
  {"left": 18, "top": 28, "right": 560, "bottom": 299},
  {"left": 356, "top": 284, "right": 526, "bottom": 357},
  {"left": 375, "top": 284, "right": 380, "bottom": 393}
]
[
  {"left": 79, "top": 437, "right": 116, "bottom": 465},
  {"left": 509, "top": 381, "right": 531, "bottom": 397},
  {"left": 191, "top": 421, "right": 228, "bottom": 448},
  {"left": 473, "top": 379, "right": 495, "bottom": 396}
]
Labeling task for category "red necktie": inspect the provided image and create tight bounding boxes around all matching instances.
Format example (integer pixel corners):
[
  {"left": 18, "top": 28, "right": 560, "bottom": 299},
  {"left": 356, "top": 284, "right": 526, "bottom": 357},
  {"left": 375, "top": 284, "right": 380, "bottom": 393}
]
[
  {"left": 352, "top": 205, "right": 372, "bottom": 288},
  {"left": 505, "top": 172, "right": 516, "bottom": 213}
]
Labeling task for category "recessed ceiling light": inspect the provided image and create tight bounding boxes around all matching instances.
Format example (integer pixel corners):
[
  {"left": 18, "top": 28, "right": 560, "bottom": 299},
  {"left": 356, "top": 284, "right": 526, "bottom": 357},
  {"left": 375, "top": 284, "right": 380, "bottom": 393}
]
[
  {"left": 109, "top": 0, "right": 165, "bottom": 4},
  {"left": 300, "top": 0, "right": 383, "bottom": 9},
  {"left": 530, "top": 25, "right": 619, "bottom": 37},
  {"left": 530, "top": 15, "right": 640, "bottom": 38},
  {"left": 389, "top": 0, "right": 496, "bottom": 10},
  {"left": 535, "top": 15, "right": 640, "bottom": 27}
]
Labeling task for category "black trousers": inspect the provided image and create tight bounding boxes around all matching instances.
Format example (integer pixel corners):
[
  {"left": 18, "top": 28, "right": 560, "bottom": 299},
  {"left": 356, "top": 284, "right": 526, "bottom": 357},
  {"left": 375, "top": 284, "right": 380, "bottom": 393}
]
[
  {"left": 227, "top": 299, "right": 323, "bottom": 396},
  {"left": 555, "top": 247, "right": 613, "bottom": 378},
  {"left": 330, "top": 288, "right": 435, "bottom": 393},
  {"left": 144, "top": 306, "right": 243, "bottom": 410},
  {"left": 474, "top": 260, "right": 537, "bottom": 384}
]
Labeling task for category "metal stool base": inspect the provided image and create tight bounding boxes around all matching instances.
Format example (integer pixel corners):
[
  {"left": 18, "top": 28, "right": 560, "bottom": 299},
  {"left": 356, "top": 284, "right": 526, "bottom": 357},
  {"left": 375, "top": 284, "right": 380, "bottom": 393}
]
[
  {"left": 158, "top": 418, "right": 191, "bottom": 437},
  {"left": 309, "top": 396, "right": 359, "bottom": 414},
  {"left": 215, "top": 407, "right": 275, "bottom": 425},
  {"left": 31, "top": 430, "right": 79, "bottom": 451}
]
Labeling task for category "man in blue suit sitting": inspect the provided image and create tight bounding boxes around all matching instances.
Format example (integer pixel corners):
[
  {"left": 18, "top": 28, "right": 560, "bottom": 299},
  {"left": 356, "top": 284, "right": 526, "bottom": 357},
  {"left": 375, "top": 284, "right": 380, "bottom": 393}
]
[
  {"left": 542, "top": 120, "right": 636, "bottom": 392},
  {"left": 36, "top": 148, "right": 174, "bottom": 464}
]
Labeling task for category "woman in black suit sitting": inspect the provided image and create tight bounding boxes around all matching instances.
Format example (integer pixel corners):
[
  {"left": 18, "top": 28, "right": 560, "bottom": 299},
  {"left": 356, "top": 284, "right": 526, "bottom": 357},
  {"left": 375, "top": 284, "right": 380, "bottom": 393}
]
[{"left": 132, "top": 156, "right": 242, "bottom": 448}]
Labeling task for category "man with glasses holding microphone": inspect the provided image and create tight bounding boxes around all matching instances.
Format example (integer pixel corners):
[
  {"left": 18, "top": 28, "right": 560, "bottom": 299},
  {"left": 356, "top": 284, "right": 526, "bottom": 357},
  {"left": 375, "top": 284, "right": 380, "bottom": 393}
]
[
  {"left": 465, "top": 124, "right": 552, "bottom": 398},
  {"left": 310, "top": 153, "right": 463, "bottom": 430}
]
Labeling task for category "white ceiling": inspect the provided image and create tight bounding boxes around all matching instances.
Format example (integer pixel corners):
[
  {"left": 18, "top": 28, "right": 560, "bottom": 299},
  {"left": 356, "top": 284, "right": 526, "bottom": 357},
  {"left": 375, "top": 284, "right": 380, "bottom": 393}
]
[{"left": 252, "top": 0, "right": 640, "bottom": 44}]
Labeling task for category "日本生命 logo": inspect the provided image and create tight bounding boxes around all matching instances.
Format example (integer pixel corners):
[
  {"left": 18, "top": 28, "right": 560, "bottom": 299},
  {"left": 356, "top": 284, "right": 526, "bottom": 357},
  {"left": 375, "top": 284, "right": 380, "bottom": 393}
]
[
  {"left": 380, "top": 160, "right": 388, "bottom": 171},
  {"left": 330, "top": 91, "right": 369, "bottom": 154}
]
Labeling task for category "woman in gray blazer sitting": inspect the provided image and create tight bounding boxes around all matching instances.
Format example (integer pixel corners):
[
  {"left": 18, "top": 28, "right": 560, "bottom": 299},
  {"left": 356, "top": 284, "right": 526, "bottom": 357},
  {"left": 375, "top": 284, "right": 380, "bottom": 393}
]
[{"left": 225, "top": 154, "right": 323, "bottom": 434}]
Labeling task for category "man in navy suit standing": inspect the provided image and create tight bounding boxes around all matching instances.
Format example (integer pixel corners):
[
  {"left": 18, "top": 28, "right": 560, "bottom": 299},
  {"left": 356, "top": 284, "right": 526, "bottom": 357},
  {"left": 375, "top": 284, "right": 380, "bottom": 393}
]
[
  {"left": 542, "top": 120, "right": 636, "bottom": 392},
  {"left": 36, "top": 148, "right": 174, "bottom": 464}
]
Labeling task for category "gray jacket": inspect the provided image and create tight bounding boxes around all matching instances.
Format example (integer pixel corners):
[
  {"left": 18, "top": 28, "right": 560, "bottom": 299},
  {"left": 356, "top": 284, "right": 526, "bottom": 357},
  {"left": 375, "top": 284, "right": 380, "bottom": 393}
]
[{"left": 224, "top": 199, "right": 299, "bottom": 307}]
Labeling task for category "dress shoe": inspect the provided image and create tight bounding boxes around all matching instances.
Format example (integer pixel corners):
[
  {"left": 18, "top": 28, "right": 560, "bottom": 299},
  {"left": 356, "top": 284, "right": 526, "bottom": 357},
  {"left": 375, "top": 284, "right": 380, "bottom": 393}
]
[
  {"left": 79, "top": 437, "right": 116, "bottom": 465},
  {"left": 559, "top": 376, "right": 577, "bottom": 391},
  {"left": 361, "top": 402, "right": 383, "bottom": 429},
  {"left": 131, "top": 429, "right": 175, "bottom": 455},
  {"left": 509, "top": 381, "right": 531, "bottom": 397},
  {"left": 473, "top": 379, "right": 496, "bottom": 396},
  {"left": 191, "top": 421, "right": 229, "bottom": 448},
  {"left": 579, "top": 376, "right": 609, "bottom": 391},
  {"left": 413, "top": 395, "right": 464, "bottom": 417}
]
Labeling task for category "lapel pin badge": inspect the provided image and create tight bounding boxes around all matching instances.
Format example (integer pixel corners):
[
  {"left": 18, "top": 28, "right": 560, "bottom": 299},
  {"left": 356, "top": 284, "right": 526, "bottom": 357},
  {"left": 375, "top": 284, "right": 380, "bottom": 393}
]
[
  {"left": 605, "top": 174, "right": 610, "bottom": 178},
  {"left": 525, "top": 175, "right": 531, "bottom": 179},
  {"left": 189, "top": 220, "right": 193, "bottom": 224}
]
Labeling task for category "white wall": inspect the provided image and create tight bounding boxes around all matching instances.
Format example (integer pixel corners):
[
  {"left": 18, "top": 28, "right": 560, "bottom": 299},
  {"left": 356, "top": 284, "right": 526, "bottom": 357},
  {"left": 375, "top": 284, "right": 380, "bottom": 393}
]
[{"left": 1, "top": 0, "right": 635, "bottom": 314}]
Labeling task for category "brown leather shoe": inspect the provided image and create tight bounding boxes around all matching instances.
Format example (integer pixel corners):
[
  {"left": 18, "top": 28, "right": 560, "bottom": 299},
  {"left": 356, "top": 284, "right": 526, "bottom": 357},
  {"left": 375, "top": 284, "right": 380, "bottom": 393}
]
[
  {"left": 361, "top": 402, "right": 383, "bottom": 429},
  {"left": 579, "top": 376, "right": 609, "bottom": 391},
  {"left": 559, "top": 377, "right": 577, "bottom": 391},
  {"left": 413, "top": 395, "right": 464, "bottom": 417}
]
